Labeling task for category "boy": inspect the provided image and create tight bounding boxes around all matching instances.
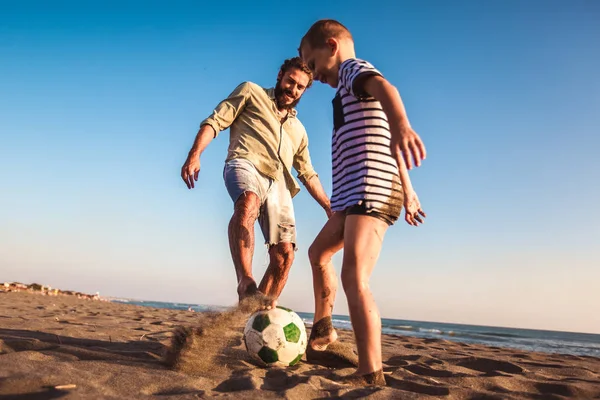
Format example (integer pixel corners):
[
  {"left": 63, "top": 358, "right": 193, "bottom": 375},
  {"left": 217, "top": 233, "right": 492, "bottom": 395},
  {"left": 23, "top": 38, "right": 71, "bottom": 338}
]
[{"left": 298, "top": 20, "right": 427, "bottom": 386}]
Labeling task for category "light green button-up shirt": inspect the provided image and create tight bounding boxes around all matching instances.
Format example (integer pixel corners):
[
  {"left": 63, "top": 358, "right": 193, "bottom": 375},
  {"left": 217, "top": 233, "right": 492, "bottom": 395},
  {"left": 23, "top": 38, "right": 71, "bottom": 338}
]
[{"left": 200, "top": 81, "right": 317, "bottom": 198}]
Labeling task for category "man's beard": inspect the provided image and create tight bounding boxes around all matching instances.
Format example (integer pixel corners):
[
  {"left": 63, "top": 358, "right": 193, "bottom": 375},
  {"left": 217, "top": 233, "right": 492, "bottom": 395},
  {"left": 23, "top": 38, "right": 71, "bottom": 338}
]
[{"left": 274, "top": 80, "right": 301, "bottom": 110}]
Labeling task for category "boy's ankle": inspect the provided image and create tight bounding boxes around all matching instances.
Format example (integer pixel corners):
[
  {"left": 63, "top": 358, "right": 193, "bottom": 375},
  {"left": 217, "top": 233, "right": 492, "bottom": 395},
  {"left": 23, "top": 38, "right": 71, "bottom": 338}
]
[{"left": 309, "top": 316, "right": 338, "bottom": 350}]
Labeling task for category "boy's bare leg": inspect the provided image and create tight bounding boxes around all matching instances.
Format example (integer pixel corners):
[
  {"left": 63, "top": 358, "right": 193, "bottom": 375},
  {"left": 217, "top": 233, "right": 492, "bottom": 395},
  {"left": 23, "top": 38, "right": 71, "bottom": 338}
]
[
  {"left": 228, "top": 192, "right": 261, "bottom": 301},
  {"left": 305, "top": 212, "right": 359, "bottom": 368},
  {"left": 341, "top": 214, "right": 389, "bottom": 376},
  {"left": 307, "top": 212, "right": 345, "bottom": 348}
]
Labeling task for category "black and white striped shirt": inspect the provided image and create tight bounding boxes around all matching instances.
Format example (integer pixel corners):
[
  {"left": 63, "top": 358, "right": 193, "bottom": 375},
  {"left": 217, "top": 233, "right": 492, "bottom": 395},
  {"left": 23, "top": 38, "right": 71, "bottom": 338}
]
[{"left": 330, "top": 58, "right": 403, "bottom": 215}]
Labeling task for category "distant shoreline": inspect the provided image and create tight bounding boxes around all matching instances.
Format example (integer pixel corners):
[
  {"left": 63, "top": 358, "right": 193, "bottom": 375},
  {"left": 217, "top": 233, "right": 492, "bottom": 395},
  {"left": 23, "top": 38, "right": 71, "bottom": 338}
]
[{"left": 1, "top": 281, "right": 104, "bottom": 301}]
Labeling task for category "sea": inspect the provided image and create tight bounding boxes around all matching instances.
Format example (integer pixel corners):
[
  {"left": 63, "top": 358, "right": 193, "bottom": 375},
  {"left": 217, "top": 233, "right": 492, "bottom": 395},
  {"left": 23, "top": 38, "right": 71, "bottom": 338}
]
[{"left": 109, "top": 298, "right": 600, "bottom": 358}]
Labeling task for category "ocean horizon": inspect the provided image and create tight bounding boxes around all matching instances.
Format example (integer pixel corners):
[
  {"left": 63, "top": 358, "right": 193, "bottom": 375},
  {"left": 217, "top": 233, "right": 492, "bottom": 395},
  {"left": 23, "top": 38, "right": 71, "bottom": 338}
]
[{"left": 107, "top": 297, "right": 600, "bottom": 358}]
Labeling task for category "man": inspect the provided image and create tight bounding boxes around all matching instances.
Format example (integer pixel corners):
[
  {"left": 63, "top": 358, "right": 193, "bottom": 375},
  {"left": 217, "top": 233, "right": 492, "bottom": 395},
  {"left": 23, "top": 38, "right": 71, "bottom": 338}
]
[{"left": 181, "top": 57, "right": 331, "bottom": 305}]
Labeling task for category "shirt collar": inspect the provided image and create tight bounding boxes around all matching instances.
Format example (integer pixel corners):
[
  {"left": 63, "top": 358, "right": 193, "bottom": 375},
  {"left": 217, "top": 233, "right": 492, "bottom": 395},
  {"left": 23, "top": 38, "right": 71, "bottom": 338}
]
[{"left": 266, "top": 87, "right": 297, "bottom": 118}]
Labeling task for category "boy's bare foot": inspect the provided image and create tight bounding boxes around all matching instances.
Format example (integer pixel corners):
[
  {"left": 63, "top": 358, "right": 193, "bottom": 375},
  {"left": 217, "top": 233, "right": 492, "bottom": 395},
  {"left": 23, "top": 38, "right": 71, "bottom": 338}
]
[
  {"left": 309, "top": 317, "right": 338, "bottom": 350},
  {"left": 306, "top": 317, "right": 358, "bottom": 368},
  {"left": 339, "top": 369, "right": 386, "bottom": 386}
]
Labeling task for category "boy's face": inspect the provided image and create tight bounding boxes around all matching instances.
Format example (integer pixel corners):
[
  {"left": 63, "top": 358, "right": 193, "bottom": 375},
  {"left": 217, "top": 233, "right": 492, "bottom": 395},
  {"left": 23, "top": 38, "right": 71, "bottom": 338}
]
[
  {"left": 275, "top": 67, "right": 310, "bottom": 110},
  {"left": 301, "top": 40, "right": 339, "bottom": 88}
]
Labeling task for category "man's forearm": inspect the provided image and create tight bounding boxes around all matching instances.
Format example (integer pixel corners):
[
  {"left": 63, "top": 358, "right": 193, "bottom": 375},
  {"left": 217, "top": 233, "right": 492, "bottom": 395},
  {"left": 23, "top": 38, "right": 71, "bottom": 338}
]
[
  {"left": 188, "top": 125, "right": 216, "bottom": 158},
  {"left": 304, "top": 175, "right": 331, "bottom": 212}
]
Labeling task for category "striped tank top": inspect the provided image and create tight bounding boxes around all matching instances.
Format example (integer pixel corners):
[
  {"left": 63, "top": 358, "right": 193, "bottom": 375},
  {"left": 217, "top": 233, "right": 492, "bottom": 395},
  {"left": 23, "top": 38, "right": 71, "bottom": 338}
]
[{"left": 330, "top": 58, "right": 403, "bottom": 217}]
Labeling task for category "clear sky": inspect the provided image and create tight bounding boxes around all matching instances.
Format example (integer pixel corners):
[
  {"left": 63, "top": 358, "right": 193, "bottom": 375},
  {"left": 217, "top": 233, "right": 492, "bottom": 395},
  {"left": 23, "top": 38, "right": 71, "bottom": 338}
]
[{"left": 1, "top": 1, "right": 599, "bottom": 334}]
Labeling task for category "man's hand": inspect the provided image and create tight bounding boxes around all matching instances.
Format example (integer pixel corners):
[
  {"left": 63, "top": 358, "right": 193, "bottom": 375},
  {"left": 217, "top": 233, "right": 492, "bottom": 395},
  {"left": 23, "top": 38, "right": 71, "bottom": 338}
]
[
  {"left": 325, "top": 206, "right": 333, "bottom": 219},
  {"left": 403, "top": 190, "right": 426, "bottom": 226},
  {"left": 390, "top": 125, "right": 426, "bottom": 170},
  {"left": 181, "top": 155, "right": 201, "bottom": 189}
]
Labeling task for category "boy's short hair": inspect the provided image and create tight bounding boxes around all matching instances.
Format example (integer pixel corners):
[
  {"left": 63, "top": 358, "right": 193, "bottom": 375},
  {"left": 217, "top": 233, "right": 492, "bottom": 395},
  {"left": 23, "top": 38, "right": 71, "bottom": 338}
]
[
  {"left": 279, "top": 57, "right": 313, "bottom": 88},
  {"left": 299, "top": 19, "right": 353, "bottom": 53}
]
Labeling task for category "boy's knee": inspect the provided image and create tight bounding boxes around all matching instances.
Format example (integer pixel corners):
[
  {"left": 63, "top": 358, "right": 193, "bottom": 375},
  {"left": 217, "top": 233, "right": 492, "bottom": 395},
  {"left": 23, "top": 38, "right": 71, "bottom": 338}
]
[
  {"left": 308, "top": 244, "right": 320, "bottom": 265},
  {"left": 308, "top": 244, "right": 329, "bottom": 269},
  {"left": 341, "top": 271, "right": 366, "bottom": 295}
]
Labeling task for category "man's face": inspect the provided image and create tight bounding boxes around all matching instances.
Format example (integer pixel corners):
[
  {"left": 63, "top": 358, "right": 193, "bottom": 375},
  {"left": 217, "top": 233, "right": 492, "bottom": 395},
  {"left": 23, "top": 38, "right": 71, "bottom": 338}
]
[
  {"left": 301, "top": 41, "right": 339, "bottom": 88},
  {"left": 275, "top": 67, "right": 310, "bottom": 110}
]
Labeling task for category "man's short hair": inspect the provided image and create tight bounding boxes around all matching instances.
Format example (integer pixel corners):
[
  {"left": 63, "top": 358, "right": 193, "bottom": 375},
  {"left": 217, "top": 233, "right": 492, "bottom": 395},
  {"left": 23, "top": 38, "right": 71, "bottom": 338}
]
[
  {"left": 299, "top": 19, "right": 353, "bottom": 53},
  {"left": 279, "top": 57, "right": 313, "bottom": 88}
]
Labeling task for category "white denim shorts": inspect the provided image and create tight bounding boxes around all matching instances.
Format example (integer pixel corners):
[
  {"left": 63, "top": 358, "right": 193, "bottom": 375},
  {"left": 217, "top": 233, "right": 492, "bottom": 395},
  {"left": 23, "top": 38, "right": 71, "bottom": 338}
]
[{"left": 223, "top": 158, "right": 296, "bottom": 247}]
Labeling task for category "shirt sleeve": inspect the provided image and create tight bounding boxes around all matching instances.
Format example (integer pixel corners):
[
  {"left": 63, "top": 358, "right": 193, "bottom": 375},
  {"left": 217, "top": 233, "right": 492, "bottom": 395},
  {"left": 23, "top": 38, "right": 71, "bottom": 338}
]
[
  {"left": 199, "top": 82, "right": 252, "bottom": 137},
  {"left": 293, "top": 128, "right": 318, "bottom": 185},
  {"left": 338, "top": 59, "right": 383, "bottom": 99}
]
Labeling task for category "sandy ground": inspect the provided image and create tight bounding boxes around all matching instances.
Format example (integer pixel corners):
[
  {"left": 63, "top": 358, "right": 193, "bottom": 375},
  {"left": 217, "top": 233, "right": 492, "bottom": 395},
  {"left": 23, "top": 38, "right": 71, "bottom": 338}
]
[{"left": 1, "top": 291, "right": 599, "bottom": 399}]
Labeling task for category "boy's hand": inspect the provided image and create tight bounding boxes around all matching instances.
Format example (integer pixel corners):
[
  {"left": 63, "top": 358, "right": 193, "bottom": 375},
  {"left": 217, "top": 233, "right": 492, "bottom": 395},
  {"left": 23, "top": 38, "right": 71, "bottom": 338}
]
[
  {"left": 403, "top": 190, "right": 426, "bottom": 226},
  {"left": 390, "top": 125, "right": 426, "bottom": 170}
]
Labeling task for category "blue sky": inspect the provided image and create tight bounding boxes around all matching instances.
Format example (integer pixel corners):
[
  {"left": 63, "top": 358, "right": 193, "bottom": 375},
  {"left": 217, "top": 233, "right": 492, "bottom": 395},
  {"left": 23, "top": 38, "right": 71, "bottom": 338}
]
[{"left": 1, "top": 1, "right": 599, "bottom": 333}]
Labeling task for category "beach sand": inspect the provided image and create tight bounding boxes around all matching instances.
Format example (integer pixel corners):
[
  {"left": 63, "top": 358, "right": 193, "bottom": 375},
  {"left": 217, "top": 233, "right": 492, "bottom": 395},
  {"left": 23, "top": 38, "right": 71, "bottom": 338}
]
[{"left": 1, "top": 291, "right": 599, "bottom": 399}]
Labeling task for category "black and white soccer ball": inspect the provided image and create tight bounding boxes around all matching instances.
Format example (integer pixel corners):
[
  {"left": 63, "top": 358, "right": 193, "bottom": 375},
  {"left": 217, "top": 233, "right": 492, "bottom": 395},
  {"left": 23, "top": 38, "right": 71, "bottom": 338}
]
[{"left": 243, "top": 306, "right": 307, "bottom": 367}]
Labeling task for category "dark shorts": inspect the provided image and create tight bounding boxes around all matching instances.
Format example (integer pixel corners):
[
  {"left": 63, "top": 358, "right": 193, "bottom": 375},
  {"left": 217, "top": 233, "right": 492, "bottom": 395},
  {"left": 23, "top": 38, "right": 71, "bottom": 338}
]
[{"left": 344, "top": 202, "right": 400, "bottom": 226}]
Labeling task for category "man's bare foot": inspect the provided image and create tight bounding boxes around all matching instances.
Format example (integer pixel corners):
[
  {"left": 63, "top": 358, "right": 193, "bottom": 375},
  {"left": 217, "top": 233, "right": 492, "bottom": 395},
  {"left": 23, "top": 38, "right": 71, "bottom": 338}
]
[
  {"left": 266, "top": 297, "right": 277, "bottom": 310},
  {"left": 238, "top": 291, "right": 277, "bottom": 313},
  {"left": 237, "top": 276, "right": 258, "bottom": 301}
]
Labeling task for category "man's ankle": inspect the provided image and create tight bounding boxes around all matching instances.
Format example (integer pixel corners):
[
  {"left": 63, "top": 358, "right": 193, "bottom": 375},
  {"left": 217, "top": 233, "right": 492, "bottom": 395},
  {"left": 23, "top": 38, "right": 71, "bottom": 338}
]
[{"left": 237, "top": 277, "right": 257, "bottom": 299}]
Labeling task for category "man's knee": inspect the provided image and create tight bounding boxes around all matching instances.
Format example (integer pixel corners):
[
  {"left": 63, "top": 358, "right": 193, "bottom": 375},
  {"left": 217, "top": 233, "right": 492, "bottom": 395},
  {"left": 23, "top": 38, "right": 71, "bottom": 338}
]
[
  {"left": 269, "top": 242, "right": 295, "bottom": 269},
  {"left": 232, "top": 192, "right": 260, "bottom": 222}
]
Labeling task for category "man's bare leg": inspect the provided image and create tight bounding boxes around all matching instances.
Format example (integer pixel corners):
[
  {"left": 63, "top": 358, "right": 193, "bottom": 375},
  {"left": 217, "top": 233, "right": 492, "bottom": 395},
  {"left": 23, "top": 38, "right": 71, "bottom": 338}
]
[
  {"left": 257, "top": 242, "right": 295, "bottom": 303},
  {"left": 341, "top": 214, "right": 388, "bottom": 378},
  {"left": 228, "top": 192, "right": 261, "bottom": 301},
  {"left": 307, "top": 212, "right": 345, "bottom": 349}
]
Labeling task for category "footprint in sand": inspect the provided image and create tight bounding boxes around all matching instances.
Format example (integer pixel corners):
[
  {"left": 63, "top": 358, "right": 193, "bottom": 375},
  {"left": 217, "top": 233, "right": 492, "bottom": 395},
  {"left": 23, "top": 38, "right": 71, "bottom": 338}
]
[
  {"left": 520, "top": 361, "right": 566, "bottom": 369},
  {"left": 214, "top": 376, "right": 257, "bottom": 393},
  {"left": 403, "top": 344, "right": 427, "bottom": 350},
  {"left": 395, "top": 354, "right": 445, "bottom": 366},
  {"left": 385, "top": 376, "right": 451, "bottom": 396},
  {"left": 456, "top": 357, "right": 524, "bottom": 375},
  {"left": 403, "top": 363, "right": 463, "bottom": 378},
  {"left": 385, "top": 356, "right": 409, "bottom": 367},
  {"left": 535, "top": 382, "right": 576, "bottom": 397},
  {"left": 262, "top": 369, "right": 309, "bottom": 391}
]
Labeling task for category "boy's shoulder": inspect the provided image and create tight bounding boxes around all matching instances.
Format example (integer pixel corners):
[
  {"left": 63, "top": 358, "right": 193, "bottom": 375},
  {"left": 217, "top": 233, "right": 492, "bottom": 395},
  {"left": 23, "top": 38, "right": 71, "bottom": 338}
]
[
  {"left": 338, "top": 58, "right": 382, "bottom": 97},
  {"left": 340, "top": 57, "right": 377, "bottom": 70}
]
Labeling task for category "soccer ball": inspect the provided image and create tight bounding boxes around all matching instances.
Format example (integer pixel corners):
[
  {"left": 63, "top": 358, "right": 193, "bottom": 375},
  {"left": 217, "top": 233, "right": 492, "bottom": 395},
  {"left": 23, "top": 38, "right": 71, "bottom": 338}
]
[{"left": 243, "top": 306, "right": 307, "bottom": 367}]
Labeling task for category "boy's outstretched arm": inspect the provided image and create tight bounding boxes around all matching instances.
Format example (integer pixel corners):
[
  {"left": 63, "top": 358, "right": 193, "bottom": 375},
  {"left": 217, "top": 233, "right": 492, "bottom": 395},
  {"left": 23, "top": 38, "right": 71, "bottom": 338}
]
[
  {"left": 360, "top": 75, "right": 426, "bottom": 170},
  {"left": 395, "top": 151, "right": 426, "bottom": 226},
  {"left": 355, "top": 75, "right": 426, "bottom": 225}
]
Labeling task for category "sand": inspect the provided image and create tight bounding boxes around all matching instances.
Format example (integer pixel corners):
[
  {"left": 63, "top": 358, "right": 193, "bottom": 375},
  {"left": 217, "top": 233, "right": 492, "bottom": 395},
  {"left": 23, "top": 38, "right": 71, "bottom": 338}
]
[{"left": 1, "top": 291, "right": 599, "bottom": 399}]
